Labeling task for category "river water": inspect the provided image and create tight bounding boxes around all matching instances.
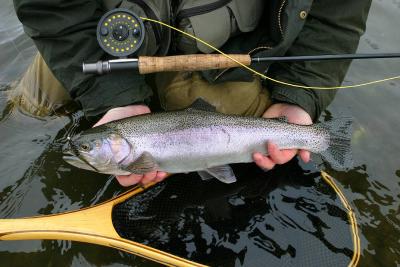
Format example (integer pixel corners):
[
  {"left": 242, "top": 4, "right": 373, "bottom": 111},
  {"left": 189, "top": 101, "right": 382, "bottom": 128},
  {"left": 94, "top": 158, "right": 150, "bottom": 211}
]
[{"left": 0, "top": 0, "right": 399, "bottom": 266}]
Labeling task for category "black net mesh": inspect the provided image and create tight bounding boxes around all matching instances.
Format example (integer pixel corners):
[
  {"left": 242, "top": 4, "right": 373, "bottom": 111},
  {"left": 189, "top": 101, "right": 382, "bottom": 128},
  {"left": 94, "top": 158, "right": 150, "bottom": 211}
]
[{"left": 112, "top": 161, "right": 354, "bottom": 267}]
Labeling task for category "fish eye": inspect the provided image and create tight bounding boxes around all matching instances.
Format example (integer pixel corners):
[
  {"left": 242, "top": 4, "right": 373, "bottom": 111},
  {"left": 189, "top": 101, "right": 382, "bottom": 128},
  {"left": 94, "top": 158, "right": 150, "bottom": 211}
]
[{"left": 79, "top": 143, "right": 91, "bottom": 151}]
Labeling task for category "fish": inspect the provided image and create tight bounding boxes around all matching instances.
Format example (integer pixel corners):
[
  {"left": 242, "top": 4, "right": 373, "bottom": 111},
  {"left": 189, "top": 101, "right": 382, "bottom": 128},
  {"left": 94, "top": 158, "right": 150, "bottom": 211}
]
[{"left": 63, "top": 99, "right": 352, "bottom": 184}]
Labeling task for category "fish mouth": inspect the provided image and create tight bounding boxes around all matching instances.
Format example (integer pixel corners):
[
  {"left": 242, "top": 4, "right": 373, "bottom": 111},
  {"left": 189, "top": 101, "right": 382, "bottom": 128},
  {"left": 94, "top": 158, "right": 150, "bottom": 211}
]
[
  {"left": 62, "top": 155, "right": 130, "bottom": 176},
  {"left": 62, "top": 148, "right": 81, "bottom": 165},
  {"left": 63, "top": 149, "right": 75, "bottom": 157},
  {"left": 62, "top": 142, "right": 101, "bottom": 172},
  {"left": 63, "top": 155, "right": 95, "bottom": 171},
  {"left": 62, "top": 147, "right": 99, "bottom": 172}
]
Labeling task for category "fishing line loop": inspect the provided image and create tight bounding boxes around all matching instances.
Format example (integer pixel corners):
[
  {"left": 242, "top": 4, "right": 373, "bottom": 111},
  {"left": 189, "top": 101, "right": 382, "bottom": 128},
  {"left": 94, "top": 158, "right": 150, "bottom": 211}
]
[{"left": 141, "top": 16, "right": 400, "bottom": 90}]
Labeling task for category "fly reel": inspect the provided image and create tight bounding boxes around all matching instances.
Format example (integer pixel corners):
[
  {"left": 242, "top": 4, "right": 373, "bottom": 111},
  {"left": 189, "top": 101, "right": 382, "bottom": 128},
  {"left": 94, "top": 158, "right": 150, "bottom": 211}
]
[{"left": 97, "top": 8, "right": 145, "bottom": 57}]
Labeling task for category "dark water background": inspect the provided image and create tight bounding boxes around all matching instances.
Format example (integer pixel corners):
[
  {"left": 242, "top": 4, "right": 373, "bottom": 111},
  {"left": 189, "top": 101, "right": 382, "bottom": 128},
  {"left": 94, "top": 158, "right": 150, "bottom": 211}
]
[{"left": 0, "top": 0, "right": 399, "bottom": 266}]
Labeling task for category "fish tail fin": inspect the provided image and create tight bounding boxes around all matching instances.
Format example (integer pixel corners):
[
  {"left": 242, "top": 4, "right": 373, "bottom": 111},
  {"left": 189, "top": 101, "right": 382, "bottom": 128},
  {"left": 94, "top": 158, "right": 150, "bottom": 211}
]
[{"left": 319, "top": 118, "right": 353, "bottom": 170}]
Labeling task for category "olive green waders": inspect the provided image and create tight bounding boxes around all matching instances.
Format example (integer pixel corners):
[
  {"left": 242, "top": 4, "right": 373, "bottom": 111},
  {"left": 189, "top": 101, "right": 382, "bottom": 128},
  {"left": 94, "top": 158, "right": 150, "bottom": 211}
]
[
  {"left": 9, "top": 53, "right": 272, "bottom": 117},
  {"left": 155, "top": 71, "right": 271, "bottom": 116},
  {"left": 8, "top": 54, "right": 75, "bottom": 117}
]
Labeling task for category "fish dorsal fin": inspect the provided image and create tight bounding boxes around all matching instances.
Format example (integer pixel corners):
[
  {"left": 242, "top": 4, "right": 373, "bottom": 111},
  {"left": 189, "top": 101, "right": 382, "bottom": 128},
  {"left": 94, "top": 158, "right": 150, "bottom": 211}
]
[
  {"left": 199, "top": 165, "right": 237, "bottom": 184},
  {"left": 123, "top": 152, "right": 158, "bottom": 174},
  {"left": 274, "top": 116, "right": 289, "bottom": 123},
  {"left": 186, "top": 98, "right": 216, "bottom": 112}
]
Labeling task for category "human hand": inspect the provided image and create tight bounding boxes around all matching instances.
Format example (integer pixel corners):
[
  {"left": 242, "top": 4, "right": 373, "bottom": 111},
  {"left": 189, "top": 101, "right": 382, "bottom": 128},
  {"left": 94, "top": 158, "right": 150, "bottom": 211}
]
[
  {"left": 93, "top": 105, "right": 168, "bottom": 186},
  {"left": 252, "top": 103, "right": 313, "bottom": 170}
]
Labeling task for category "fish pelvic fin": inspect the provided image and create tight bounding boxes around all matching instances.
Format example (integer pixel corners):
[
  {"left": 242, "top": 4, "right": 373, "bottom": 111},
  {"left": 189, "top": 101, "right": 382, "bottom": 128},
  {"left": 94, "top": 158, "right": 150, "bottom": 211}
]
[
  {"left": 123, "top": 152, "right": 158, "bottom": 174},
  {"left": 319, "top": 118, "right": 353, "bottom": 170},
  {"left": 198, "top": 165, "right": 237, "bottom": 184}
]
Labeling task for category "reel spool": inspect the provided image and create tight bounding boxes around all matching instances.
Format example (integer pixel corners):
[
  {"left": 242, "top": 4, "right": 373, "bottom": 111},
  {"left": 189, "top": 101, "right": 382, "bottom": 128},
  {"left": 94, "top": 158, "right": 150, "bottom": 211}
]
[{"left": 97, "top": 8, "right": 145, "bottom": 57}]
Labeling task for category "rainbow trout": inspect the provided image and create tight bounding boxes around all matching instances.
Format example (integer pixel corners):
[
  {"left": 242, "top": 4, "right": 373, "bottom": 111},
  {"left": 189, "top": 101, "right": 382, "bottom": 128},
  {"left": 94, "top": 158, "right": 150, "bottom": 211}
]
[{"left": 63, "top": 100, "right": 352, "bottom": 183}]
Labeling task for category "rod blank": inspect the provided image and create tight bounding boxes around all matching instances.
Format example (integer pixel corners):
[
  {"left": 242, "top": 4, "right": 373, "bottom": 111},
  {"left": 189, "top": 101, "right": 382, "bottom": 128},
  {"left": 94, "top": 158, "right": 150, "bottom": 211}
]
[
  {"left": 82, "top": 53, "right": 400, "bottom": 75},
  {"left": 251, "top": 53, "right": 400, "bottom": 63}
]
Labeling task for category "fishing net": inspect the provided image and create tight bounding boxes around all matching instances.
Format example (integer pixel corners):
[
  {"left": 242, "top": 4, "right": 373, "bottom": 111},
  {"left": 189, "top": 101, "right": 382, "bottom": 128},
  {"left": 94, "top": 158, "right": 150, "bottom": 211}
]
[{"left": 112, "top": 161, "right": 355, "bottom": 267}]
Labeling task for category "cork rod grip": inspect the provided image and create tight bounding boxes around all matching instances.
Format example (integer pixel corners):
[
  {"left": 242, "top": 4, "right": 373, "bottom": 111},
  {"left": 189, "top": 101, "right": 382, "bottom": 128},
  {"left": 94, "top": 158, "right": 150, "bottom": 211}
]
[{"left": 138, "top": 54, "right": 251, "bottom": 74}]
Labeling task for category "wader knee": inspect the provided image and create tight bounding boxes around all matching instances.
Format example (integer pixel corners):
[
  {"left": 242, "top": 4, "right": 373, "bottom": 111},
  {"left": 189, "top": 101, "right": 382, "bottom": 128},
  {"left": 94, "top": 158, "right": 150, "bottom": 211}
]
[
  {"left": 8, "top": 53, "right": 76, "bottom": 117},
  {"left": 156, "top": 71, "right": 272, "bottom": 117}
]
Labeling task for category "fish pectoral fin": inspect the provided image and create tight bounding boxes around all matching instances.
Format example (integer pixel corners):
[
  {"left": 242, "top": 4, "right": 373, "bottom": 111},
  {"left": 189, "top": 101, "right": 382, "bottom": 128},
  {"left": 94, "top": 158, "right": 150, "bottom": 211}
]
[
  {"left": 201, "top": 165, "right": 237, "bottom": 184},
  {"left": 122, "top": 152, "right": 158, "bottom": 174},
  {"left": 186, "top": 98, "right": 217, "bottom": 112}
]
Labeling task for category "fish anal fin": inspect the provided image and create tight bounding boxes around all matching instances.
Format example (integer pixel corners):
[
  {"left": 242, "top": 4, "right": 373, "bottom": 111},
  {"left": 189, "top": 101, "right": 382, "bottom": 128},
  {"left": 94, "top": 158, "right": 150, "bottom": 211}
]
[
  {"left": 123, "top": 152, "right": 158, "bottom": 174},
  {"left": 201, "top": 165, "right": 237, "bottom": 184},
  {"left": 198, "top": 171, "right": 214, "bottom": 181},
  {"left": 186, "top": 98, "right": 216, "bottom": 112}
]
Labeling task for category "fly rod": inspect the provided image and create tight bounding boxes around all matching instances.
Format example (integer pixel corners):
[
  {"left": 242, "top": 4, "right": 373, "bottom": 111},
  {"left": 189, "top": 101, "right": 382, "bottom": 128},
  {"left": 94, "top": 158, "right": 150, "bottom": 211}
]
[
  {"left": 83, "top": 52, "right": 400, "bottom": 75},
  {"left": 83, "top": 8, "right": 400, "bottom": 76}
]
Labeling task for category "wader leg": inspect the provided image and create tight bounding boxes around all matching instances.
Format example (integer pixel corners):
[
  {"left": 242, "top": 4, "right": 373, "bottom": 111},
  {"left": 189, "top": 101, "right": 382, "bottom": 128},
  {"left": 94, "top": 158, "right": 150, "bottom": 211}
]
[
  {"left": 8, "top": 53, "right": 76, "bottom": 117},
  {"left": 155, "top": 71, "right": 272, "bottom": 117}
]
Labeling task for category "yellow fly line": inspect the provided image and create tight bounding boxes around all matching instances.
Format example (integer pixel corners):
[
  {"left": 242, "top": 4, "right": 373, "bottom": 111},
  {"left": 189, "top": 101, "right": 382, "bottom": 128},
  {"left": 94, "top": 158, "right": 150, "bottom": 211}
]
[
  {"left": 141, "top": 17, "right": 362, "bottom": 266},
  {"left": 321, "top": 171, "right": 361, "bottom": 267},
  {"left": 141, "top": 17, "right": 400, "bottom": 90}
]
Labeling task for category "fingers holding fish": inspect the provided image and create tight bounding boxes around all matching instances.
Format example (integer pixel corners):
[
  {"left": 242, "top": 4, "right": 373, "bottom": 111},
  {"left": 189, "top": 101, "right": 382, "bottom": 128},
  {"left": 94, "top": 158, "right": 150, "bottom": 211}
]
[
  {"left": 298, "top": 149, "right": 311, "bottom": 163},
  {"left": 155, "top": 172, "right": 168, "bottom": 182},
  {"left": 115, "top": 171, "right": 168, "bottom": 187},
  {"left": 140, "top": 171, "right": 159, "bottom": 185},
  {"left": 253, "top": 151, "right": 276, "bottom": 170},
  {"left": 262, "top": 103, "right": 313, "bottom": 125},
  {"left": 254, "top": 103, "right": 313, "bottom": 170},
  {"left": 267, "top": 143, "right": 297, "bottom": 165},
  {"left": 116, "top": 174, "right": 144, "bottom": 187},
  {"left": 253, "top": 142, "right": 312, "bottom": 170},
  {"left": 253, "top": 142, "right": 297, "bottom": 170}
]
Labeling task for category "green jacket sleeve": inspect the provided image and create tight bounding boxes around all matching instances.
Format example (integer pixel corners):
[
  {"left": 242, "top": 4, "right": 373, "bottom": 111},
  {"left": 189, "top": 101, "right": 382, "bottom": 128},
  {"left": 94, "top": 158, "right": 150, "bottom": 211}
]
[
  {"left": 269, "top": 0, "right": 372, "bottom": 121},
  {"left": 13, "top": 0, "right": 152, "bottom": 120}
]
